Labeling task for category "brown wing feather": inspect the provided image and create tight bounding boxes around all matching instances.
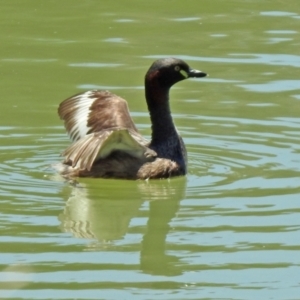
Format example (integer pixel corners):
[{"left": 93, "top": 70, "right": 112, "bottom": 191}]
[
  {"left": 58, "top": 90, "right": 138, "bottom": 142},
  {"left": 87, "top": 91, "right": 138, "bottom": 133},
  {"left": 62, "top": 132, "right": 110, "bottom": 171},
  {"left": 61, "top": 129, "right": 156, "bottom": 171}
]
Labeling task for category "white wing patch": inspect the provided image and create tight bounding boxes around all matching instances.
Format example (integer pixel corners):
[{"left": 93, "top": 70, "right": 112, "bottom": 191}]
[{"left": 69, "top": 91, "right": 96, "bottom": 141}]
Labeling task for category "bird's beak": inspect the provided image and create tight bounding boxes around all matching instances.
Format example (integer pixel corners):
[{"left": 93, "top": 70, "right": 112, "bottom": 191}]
[{"left": 188, "top": 69, "right": 207, "bottom": 78}]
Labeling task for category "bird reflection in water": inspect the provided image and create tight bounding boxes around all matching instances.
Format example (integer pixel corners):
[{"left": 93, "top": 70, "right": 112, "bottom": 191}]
[{"left": 58, "top": 177, "right": 186, "bottom": 275}]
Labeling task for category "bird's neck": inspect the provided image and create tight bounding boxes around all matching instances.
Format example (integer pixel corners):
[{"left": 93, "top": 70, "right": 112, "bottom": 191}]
[
  {"left": 145, "top": 79, "right": 178, "bottom": 144},
  {"left": 145, "top": 77, "right": 187, "bottom": 172}
]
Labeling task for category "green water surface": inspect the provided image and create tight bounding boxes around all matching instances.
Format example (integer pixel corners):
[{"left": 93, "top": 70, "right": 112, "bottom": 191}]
[{"left": 1, "top": 1, "right": 300, "bottom": 299}]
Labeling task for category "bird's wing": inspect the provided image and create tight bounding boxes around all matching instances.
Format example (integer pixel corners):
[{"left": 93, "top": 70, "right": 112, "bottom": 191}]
[
  {"left": 62, "top": 128, "right": 156, "bottom": 171},
  {"left": 58, "top": 90, "right": 139, "bottom": 142}
]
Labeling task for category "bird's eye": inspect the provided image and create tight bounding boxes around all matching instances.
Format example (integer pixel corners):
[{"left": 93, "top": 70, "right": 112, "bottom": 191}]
[{"left": 174, "top": 65, "right": 180, "bottom": 71}]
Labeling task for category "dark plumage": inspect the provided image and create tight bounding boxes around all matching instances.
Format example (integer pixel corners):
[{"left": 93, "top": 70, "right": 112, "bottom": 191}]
[{"left": 55, "top": 58, "right": 207, "bottom": 179}]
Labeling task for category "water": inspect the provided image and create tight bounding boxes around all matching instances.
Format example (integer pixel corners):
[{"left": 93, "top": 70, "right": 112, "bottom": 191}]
[{"left": 0, "top": 0, "right": 300, "bottom": 299}]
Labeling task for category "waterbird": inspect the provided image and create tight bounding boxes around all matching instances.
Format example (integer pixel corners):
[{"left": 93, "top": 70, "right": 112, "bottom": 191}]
[{"left": 56, "top": 57, "right": 207, "bottom": 179}]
